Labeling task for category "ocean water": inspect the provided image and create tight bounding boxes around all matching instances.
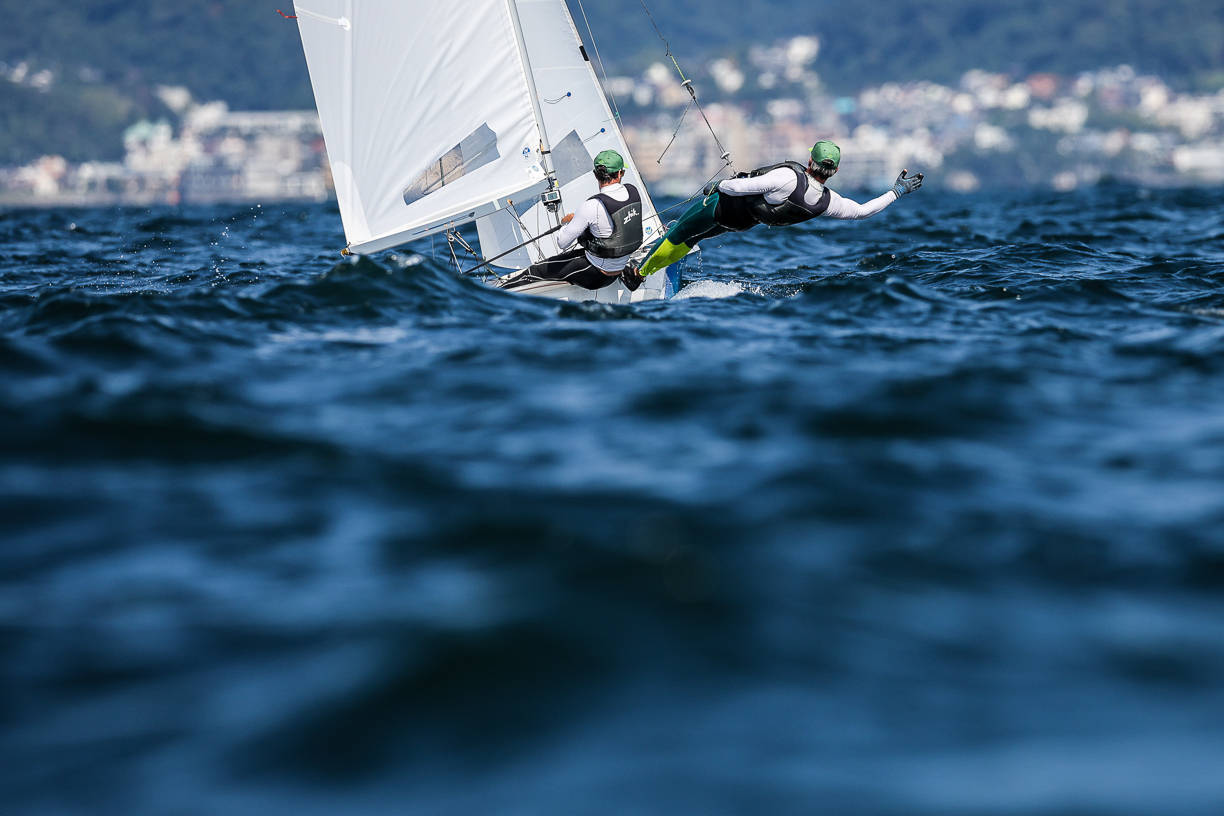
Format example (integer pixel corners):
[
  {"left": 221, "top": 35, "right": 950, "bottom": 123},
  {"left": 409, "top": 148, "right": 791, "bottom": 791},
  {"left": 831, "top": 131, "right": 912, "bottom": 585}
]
[{"left": 2, "top": 187, "right": 1224, "bottom": 814}]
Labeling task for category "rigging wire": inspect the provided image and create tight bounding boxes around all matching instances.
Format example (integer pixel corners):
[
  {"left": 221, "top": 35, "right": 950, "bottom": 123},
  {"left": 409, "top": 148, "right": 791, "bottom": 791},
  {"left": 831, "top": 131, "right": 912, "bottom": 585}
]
[
  {"left": 510, "top": 206, "right": 546, "bottom": 265},
  {"left": 445, "top": 234, "right": 463, "bottom": 275},
  {"left": 460, "top": 224, "right": 566, "bottom": 277},
  {"left": 635, "top": 0, "right": 669, "bottom": 50},
  {"left": 657, "top": 167, "right": 726, "bottom": 216},
  {"left": 573, "top": 0, "right": 622, "bottom": 123},
  {"left": 635, "top": 0, "right": 733, "bottom": 170},
  {"left": 656, "top": 99, "right": 693, "bottom": 164},
  {"left": 446, "top": 228, "right": 482, "bottom": 276},
  {"left": 449, "top": 229, "right": 481, "bottom": 260}
]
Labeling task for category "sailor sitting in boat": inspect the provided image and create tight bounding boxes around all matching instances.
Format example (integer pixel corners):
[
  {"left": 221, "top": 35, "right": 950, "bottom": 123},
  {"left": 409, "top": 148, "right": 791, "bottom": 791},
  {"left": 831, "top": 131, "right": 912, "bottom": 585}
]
[
  {"left": 638, "top": 140, "right": 924, "bottom": 277},
  {"left": 499, "top": 150, "right": 647, "bottom": 292}
]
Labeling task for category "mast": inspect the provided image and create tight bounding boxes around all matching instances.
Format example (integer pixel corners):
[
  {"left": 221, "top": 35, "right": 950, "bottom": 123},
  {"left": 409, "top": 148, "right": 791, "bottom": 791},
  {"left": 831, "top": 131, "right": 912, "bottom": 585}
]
[
  {"left": 341, "top": 0, "right": 355, "bottom": 250},
  {"left": 505, "top": 0, "right": 562, "bottom": 225}
]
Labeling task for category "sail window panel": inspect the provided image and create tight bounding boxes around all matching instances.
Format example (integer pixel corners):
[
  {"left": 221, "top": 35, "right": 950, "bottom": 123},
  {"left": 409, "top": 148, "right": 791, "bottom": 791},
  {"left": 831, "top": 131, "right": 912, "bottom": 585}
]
[
  {"left": 548, "top": 130, "right": 594, "bottom": 188},
  {"left": 403, "top": 124, "right": 501, "bottom": 206}
]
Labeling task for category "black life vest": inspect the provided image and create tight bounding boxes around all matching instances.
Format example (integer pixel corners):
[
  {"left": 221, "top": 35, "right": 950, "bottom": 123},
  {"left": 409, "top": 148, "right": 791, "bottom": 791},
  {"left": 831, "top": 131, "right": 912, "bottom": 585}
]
[
  {"left": 578, "top": 184, "right": 644, "bottom": 259},
  {"left": 714, "top": 161, "right": 831, "bottom": 231}
]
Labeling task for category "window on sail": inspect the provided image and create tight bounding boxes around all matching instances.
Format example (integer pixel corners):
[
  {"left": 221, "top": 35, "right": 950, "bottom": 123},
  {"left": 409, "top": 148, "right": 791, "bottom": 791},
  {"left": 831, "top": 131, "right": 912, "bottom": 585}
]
[
  {"left": 402, "top": 123, "right": 500, "bottom": 206},
  {"left": 548, "top": 130, "right": 595, "bottom": 188}
]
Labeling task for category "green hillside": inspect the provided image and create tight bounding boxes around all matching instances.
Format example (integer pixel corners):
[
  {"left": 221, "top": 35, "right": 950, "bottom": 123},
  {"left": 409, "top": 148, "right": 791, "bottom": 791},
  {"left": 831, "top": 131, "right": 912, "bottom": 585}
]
[{"left": 2, "top": 0, "right": 1222, "bottom": 163}]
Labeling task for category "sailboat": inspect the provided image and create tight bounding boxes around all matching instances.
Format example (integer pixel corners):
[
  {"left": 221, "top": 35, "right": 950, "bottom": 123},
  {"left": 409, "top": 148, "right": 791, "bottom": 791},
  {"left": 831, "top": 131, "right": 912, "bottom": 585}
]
[{"left": 292, "top": 0, "right": 679, "bottom": 303}]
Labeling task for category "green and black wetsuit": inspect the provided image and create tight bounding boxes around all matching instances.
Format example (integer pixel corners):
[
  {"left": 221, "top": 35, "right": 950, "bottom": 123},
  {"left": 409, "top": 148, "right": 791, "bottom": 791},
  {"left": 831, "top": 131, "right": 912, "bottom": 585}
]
[{"left": 639, "top": 161, "right": 899, "bottom": 276}]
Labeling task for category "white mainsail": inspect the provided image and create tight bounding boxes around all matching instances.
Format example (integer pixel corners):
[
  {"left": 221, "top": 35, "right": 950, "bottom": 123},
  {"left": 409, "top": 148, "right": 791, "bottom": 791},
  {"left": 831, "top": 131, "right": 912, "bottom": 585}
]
[
  {"left": 295, "top": 0, "right": 671, "bottom": 302},
  {"left": 294, "top": 0, "right": 551, "bottom": 254}
]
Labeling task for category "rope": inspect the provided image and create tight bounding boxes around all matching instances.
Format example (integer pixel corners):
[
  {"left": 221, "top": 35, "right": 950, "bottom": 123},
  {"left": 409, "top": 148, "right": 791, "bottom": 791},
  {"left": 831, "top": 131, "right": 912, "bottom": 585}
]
[
  {"left": 637, "top": 0, "right": 733, "bottom": 171},
  {"left": 275, "top": 9, "right": 297, "bottom": 20},
  {"left": 657, "top": 99, "right": 693, "bottom": 164}
]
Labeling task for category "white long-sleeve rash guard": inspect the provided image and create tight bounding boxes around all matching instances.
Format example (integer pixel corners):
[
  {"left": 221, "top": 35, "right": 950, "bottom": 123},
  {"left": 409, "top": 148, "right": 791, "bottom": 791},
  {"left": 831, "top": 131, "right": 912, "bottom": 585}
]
[
  {"left": 556, "top": 182, "right": 634, "bottom": 272},
  {"left": 717, "top": 167, "right": 898, "bottom": 220}
]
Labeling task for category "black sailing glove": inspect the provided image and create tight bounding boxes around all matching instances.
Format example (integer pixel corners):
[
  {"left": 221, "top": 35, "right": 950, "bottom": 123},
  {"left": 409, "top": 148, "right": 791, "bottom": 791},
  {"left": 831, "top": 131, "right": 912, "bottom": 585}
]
[
  {"left": 702, "top": 180, "right": 721, "bottom": 197},
  {"left": 892, "top": 169, "right": 924, "bottom": 197},
  {"left": 620, "top": 263, "right": 645, "bottom": 291}
]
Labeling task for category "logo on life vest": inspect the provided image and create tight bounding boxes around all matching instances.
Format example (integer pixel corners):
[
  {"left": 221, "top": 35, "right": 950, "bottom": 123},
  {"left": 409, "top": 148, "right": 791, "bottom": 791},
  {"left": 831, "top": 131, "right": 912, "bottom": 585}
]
[{"left": 624, "top": 208, "right": 639, "bottom": 224}]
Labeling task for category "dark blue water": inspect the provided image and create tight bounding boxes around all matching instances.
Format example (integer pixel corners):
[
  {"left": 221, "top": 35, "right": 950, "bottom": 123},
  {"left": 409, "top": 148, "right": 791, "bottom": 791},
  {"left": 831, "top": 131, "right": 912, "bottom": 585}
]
[{"left": 3, "top": 188, "right": 1224, "bottom": 814}]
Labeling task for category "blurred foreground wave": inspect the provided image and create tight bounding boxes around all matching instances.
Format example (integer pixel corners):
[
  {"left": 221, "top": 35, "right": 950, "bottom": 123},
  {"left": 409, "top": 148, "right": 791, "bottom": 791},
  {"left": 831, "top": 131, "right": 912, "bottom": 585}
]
[{"left": 2, "top": 188, "right": 1224, "bottom": 814}]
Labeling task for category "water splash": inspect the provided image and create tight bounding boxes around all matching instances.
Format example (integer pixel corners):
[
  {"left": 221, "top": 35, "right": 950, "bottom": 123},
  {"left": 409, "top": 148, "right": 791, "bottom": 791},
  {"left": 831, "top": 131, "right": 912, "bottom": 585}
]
[{"left": 674, "top": 279, "right": 746, "bottom": 299}]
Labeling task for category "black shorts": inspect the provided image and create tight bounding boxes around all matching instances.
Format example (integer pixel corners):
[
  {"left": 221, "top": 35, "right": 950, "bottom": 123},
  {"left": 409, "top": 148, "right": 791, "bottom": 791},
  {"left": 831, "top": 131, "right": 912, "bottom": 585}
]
[{"left": 498, "top": 247, "right": 622, "bottom": 291}]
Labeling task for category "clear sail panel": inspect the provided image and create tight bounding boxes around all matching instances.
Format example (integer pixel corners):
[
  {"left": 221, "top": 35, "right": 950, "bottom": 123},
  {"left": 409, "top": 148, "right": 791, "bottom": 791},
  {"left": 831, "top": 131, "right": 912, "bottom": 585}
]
[{"left": 403, "top": 123, "right": 502, "bottom": 206}]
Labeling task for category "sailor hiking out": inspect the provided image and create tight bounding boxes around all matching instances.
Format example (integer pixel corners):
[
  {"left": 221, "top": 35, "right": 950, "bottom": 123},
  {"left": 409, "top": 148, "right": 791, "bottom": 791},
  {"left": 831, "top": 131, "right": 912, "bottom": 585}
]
[
  {"left": 638, "top": 140, "right": 925, "bottom": 276},
  {"left": 499, "top": 150, "right": 648, "bottom": 292}
]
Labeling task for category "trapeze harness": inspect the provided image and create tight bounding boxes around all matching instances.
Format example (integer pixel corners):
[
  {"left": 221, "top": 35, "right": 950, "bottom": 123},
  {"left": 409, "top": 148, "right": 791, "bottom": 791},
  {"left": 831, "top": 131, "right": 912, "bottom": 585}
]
[
  {"left": 578, "top": 184, "right": 644, "bottom": 261},
  {"left": 714, "top": 161, "right": 832, "bottom": 231}
]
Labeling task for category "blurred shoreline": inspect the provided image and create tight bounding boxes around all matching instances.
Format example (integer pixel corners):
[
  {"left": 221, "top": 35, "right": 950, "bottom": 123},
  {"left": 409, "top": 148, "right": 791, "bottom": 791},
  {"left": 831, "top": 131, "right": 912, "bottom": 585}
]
[{"left": 3, "top": 39, "right": 1222, "bottom": 208}]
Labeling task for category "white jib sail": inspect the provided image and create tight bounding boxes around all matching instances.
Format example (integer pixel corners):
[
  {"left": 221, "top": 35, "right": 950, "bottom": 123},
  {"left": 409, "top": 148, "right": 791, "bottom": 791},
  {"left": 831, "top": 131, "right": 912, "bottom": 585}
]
[
  {"left": 294, "top": 0, "right": 554, "bottom": 254},
  {"left": 475, "top": 0, "right": 664, "bottom": 269}
]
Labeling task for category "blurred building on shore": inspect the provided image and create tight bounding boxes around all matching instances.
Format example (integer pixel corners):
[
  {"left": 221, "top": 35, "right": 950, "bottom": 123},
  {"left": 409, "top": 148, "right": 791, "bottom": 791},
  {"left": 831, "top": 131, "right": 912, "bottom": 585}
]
[
  {"left": 3, "top": 46, "right": 1223, "bottom": 207},
  {"left": 1, "top": 90, "right": 329, "bottom": 207}
]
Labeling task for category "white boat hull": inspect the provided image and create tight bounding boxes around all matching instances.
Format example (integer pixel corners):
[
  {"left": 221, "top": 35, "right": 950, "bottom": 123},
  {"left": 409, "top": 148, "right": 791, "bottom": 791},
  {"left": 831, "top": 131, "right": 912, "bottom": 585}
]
[
  {"left": 490, "top": 263, "right": 679, "bottom": 303},
  {"left": 488, "top": 237, "right": 683, "bottom": 303},
  {"left": 487, "top": 277, "right": 665, "bottom": 303}
]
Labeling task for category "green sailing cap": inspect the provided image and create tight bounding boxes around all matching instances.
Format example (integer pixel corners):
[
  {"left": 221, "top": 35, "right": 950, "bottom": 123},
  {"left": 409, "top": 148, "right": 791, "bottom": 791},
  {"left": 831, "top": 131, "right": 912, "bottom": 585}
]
[
  {"left": 810, "top": 140, "right": 841, "bottom": 168},
  {"left": 593, "top": 149, "right": 625, "bottom": 173}
]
